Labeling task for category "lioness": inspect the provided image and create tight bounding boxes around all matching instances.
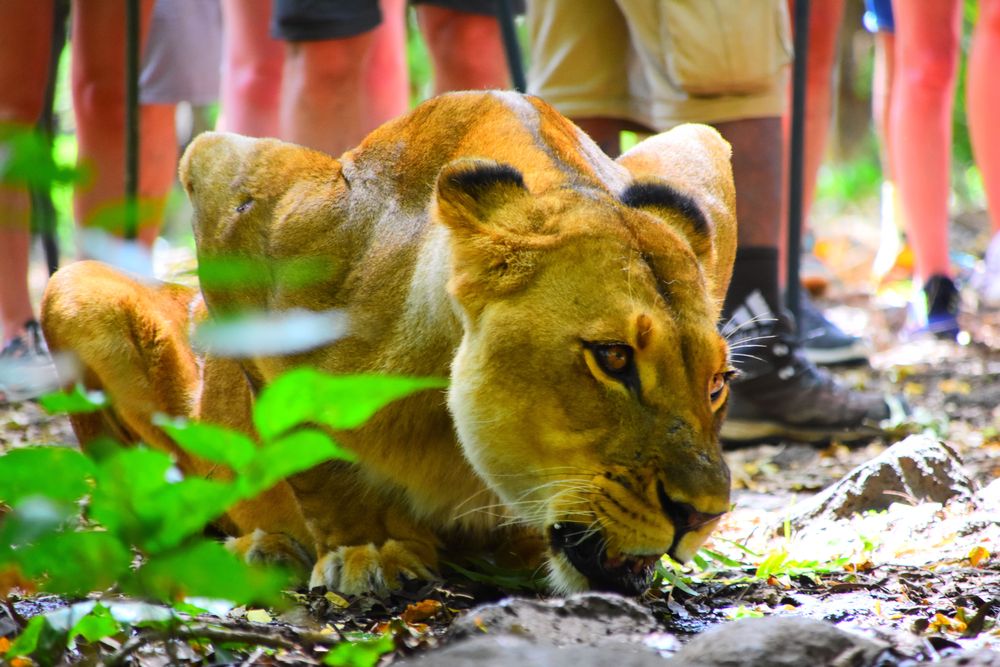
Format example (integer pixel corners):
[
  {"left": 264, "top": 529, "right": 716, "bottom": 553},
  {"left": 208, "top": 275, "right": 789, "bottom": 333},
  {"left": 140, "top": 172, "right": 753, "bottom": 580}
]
[{"left": 42, "top": 91, "right": 736, "bottom": 595}]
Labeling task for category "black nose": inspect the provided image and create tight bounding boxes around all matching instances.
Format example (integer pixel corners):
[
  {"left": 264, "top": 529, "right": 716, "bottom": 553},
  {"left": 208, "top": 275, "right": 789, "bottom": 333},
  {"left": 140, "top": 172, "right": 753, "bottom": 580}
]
[{"left": 656, "top": 480, "right": 723, "bottom": 544}]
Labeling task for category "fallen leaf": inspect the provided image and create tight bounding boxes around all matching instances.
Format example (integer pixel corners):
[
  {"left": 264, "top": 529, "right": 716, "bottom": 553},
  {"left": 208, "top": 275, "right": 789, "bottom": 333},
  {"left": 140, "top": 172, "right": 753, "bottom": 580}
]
[
  {"left": 324, "top": 591, "right": 350, "bottom": 608},
  {"left": 968, "top": 545, "right": 990, "bottom": 567},
  {"left": 929, "top": 613, "right": 967, "bottom": 635},
  {"left": 246, "top": 608, "right": 272, "bottom": 624},
  {"left": 401, "top": 599, "right": 443, "bottom": 624},
  {"left": 937, "top": 379, "right": 971, "bottom": 395}
]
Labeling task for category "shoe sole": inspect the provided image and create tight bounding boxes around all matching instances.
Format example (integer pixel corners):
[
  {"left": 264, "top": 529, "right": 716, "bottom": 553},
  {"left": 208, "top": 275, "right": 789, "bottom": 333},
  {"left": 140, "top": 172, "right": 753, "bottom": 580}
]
[
  {"left": 802, "top": 340, "right": 870, "bottom": 366},
  {"left": 720, "top": 418, "right": 883, "bottom": 445}
]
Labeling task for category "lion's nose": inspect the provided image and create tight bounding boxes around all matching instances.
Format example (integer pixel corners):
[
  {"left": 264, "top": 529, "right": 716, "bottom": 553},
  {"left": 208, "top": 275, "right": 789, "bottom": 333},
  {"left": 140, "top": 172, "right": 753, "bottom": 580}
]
[{"left": 656, "top": 480, "right": 723, "bottom": 535}]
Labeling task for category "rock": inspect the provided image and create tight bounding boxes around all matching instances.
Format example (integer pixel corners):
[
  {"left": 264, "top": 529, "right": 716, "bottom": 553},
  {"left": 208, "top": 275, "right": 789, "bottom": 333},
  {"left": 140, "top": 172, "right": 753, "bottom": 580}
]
[
  {"left": 448, "top": 592, "right": 660, "bottom": 648},
  {"left": 935, "top": 650, "right": 1000, "bottom": 667},
  {"left": 785, "top": 435, "right": 975, "bottom": 530},
  {"left": 397, "top": 636, "right": 667, "bottom": 667},
  {"left": 662, "top": 616, "right": 891, "bottom": 667}
]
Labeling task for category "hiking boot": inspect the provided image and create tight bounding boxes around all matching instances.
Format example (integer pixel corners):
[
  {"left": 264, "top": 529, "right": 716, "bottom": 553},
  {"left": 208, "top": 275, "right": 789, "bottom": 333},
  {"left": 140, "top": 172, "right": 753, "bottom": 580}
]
[
  {"left": 907, "top": 274, "right": 960, "bottom": 340},
  {"left": 721, "top": 312, "right": 892, "bottom": 444},
  {"left": 798, "top": 293, "right": 869, "bottom": 366},
  {"left": 0, "top": 320, "right": 60, "bottom": 402}
]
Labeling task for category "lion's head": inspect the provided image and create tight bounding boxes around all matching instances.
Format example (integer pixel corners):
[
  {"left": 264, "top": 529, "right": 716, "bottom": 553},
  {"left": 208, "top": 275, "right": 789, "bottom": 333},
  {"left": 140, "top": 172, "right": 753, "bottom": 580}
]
[{"left": 435, "top": 125, "right": 736, "bottom": 594}]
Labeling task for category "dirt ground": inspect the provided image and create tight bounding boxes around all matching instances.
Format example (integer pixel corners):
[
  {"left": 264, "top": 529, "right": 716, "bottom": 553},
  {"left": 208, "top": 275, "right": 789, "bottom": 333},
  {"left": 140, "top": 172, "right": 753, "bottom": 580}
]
[{"left": 1, "top": 207, "right": 998, "bottom": 664}]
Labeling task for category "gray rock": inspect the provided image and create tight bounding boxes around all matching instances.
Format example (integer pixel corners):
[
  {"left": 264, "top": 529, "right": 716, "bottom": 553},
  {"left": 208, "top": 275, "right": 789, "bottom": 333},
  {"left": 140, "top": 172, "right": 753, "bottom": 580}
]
[
  {"left": 934, "top": 651, "right": 1000, "bottom": 667},
  {"left": 397, "top": 636, "right": 667, "bottom": 667},
  {"left": 662, "top": 616, "right": 891, "bottom": 667},
  {"left": 448, "top": 592, "right": 660, "bottom": 648},
  {"left": 786, "top": 435, "right": 975, "bottom": 530}
]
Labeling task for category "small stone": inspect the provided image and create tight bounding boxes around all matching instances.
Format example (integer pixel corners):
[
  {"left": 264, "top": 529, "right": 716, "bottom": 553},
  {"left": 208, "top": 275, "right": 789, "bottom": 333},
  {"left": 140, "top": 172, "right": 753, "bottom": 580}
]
[
  {"left": 448, "top": 592, "right": 659, "bottom": 647},
  {"left": 397, "top": 636, "right": 667, "bottom": 667},
  {"left": 662, "top": 616, "right": 890, "bottom": 667},
  {"left": 934, "top": 650, "right": 1000, "bottom": 667}
]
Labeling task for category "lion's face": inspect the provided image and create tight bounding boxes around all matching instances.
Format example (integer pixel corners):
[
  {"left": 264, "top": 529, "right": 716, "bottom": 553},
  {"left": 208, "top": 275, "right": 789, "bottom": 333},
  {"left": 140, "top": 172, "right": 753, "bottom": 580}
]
[{"left": 436, "top": 159, "right": 733, "bottom": 595}]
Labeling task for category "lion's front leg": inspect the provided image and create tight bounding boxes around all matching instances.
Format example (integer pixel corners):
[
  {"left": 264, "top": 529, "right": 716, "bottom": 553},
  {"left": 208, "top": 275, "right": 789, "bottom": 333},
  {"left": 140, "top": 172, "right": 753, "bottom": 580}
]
[{"left": 289, "top": 462, "right": 441, "bottom": 595}]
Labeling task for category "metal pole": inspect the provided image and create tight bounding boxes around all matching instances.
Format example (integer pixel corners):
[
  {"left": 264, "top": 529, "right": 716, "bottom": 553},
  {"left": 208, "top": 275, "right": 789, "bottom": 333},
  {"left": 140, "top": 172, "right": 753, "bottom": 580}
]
[
  {"left": 496, "top": 0, "right": 526, "bottom": 93},
  {"left": 785, "top": 0, "right": 811, "bottom": 323},
  {"left": 35, "top": 0, "right": 70, "bottom": 276},
  {"left": 124, "top": 0, "right": 140, "bottom": 241}
]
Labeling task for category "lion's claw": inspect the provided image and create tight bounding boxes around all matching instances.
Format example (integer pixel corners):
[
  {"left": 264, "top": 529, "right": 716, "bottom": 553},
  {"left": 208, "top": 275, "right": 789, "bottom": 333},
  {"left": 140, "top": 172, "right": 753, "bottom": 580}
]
[{"left": 310, "top": 540, "right": 435, "bottom": 595}]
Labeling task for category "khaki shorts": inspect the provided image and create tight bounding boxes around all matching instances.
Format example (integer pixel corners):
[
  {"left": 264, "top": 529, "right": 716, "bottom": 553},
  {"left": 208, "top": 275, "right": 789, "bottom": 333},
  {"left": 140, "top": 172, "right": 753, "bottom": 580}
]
[{"left": 527, "top": 0, "right": 792, "bottom": 131}]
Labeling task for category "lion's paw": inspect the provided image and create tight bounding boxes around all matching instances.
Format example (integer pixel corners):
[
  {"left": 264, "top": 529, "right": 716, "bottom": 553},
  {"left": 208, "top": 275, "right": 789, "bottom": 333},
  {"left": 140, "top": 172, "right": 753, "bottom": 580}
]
[
  {"left": 227, "top": 529, "right": 314, "bottom": 578},
  {"left": 309, "top": 539, "right": 436, "bottom": 595}
]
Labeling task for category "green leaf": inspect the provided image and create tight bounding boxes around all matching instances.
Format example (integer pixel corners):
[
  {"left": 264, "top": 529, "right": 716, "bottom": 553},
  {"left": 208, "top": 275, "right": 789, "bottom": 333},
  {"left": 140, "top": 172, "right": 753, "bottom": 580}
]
[
  {"left": 0, "top": 446, "right": 94, "bottom": 506},
  {"left": 89, "top": 447, "right": 176, "bottom": 543},
  {"left": 156, "top": 415, "right": 258, "bottom": 470},
  {"left": 139, "top": 478, "right": 242, "bottom": 553},
  {"left": 754, "top": 550, "right": 788, "bottom": 580},
  {"left": 6, "top": 615, "right": 52, "bottom": 660},
  {"left": 240, "top": 430, "right": 355, "bottom": 497},
  {"left": 90, "top": 447, "right": 243, "bottom": 552},
  {"left": 38, "top": 384, "right": 108, "bottom": 414},
  {"left": 254, "top": 368, "right": 447, "bottom": 440},
  {"left": 69, "top": 603, "right": 122, "bottom": 643},
  {"left": 699, "top": 548, "right": 745, "bottom": 569},
  {"left": 324, "top": 633, "right": 395, "bottom": 667},
  {"left": 17, "top": 531, "right": 132, "bottom": 595},
  {"left": 0, "top": 497, "right": 77, "bottom": 557},
  {"left": 196, "top": 255, "right": 331, "bottom": 291},
  {"left": 0, "top": 124, "right": 82, "bottom": 188},
  {"left": 125, "top": 540, "right": 288, "bottom": 605}
]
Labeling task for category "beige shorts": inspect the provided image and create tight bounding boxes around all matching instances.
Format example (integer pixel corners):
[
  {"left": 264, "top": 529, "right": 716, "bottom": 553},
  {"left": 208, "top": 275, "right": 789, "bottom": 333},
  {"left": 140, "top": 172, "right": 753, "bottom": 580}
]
[{"left": 527, "top": 0, "right": 792, "bottom": 131}]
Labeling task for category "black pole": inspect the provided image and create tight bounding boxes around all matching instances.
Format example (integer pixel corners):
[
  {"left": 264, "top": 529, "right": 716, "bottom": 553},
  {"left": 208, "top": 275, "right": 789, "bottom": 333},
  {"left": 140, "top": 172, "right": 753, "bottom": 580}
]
[
  {"left": 785, "top": 0, "right": 811, "bottom": 323},
  {"left": 496, "top": 0, "right": 526, "bottom": 93},
  {"left": 124, "top": 0, "right": 140, "bottom": 241},
  {"left": 34, "top": 0, "right": 70, "bottom": 276}
]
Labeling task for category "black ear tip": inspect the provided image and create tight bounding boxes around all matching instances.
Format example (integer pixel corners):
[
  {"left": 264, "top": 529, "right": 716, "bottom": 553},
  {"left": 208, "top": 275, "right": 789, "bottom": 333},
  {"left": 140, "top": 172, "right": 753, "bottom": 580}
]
[
  {"left": 621, "top": 181, "right": 710, "bottom": 237},
  {"left": 444, "top": 160, "right": 525, "bottom": 193}
]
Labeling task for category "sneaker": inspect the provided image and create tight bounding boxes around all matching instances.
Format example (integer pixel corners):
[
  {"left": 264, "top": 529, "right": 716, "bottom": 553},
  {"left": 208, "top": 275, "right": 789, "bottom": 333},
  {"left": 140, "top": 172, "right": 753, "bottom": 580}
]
[
  {"left": 908, "top": 274, "right": 960, "bottom": 340},
  {"left": 0, "top": 320, "right": 61, "bottom": 402},
  {"left": 722, "top": 312, "right": 892, "bottom": 444},
  {"left": 972, "top": 231, "right": 1000, "bottom": 309},
  {"left": 798, "top": 293, "right": 869, "bottom": 366}
]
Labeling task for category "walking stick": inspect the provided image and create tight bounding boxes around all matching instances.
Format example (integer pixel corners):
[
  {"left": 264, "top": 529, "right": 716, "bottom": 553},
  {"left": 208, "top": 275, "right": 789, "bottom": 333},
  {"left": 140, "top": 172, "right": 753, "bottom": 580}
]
[
  {"left": 34, "top": 0, "right": 70, "bottom": 276},
  {"left": 496, "top": 0, "right": 526, "bottom": 93},
  {"left": 786, "top": 0, "right": 811, "bottom": 323},
  {"left": 124, "top": 0, "right": 140, "bottom": 241}
]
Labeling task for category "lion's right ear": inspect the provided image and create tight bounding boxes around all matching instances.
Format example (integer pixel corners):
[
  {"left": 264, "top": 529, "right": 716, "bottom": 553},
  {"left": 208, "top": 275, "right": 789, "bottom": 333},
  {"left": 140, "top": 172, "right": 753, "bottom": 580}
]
[{"left": 434, "top": 158, "right": 529, "bottom": 235}]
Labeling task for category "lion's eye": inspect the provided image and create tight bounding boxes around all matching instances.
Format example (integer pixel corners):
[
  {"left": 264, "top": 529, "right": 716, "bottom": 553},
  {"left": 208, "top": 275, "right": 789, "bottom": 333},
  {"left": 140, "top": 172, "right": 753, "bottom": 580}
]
[
  {"left": 595, "top": 344, "right": 633, "bottom": 376},
  {"left": 709, "top": 371, "right": 734, "bottom": 403}
]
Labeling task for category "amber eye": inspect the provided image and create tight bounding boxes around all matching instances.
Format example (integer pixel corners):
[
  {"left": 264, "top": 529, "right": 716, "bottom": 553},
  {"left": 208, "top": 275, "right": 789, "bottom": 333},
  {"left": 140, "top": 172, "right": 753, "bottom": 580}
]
[
  {"left": 709, "top": 371, "right": 732, "bottom": 403},
  {"left": 595, "top": 344, "right": 633, "bottom": 376}
]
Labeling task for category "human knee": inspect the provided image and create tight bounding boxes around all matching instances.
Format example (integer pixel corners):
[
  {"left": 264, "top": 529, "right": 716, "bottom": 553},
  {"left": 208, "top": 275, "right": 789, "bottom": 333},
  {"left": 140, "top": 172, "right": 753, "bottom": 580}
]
[
  {"left": 898, "top": 39, "right": 958, "bottom": 92},
  {"left": 421, "top": 11, "right": 506, "bottom": 88},
  {"left": 285, "top": 39, "right": 371, "bottom": 92},
  {"left": 72, "top": 75, "right": 127, "bottom": 128}
]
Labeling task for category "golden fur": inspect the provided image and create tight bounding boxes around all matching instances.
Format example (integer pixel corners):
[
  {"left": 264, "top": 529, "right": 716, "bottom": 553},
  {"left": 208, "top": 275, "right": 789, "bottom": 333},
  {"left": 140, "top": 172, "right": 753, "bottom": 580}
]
[{"left": 42, "top": 91, "right": 737, "bottom": 594}]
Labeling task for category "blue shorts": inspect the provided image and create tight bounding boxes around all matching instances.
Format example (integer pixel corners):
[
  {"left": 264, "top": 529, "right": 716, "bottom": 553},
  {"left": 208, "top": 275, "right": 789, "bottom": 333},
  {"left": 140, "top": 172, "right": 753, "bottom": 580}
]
[
  {"left": 863, "top": 0, "right": 894, "bottom": 33},
  {"left": 272, "top": 0, "right": 523, "bottom": 41}
]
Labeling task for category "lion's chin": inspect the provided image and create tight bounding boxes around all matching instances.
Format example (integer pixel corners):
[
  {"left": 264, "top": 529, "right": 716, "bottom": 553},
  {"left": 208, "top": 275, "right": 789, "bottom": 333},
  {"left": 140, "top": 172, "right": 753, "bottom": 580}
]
[{"left": 546, "top": 524, "right": 661, "bottom": 596}]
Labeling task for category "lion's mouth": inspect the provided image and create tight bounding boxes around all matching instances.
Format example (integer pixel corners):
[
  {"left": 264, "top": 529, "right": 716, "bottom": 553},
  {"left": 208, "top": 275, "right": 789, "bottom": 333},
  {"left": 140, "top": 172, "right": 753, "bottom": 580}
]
[{"left": 548, "top": 522, "right": 661, "bottom": 595}]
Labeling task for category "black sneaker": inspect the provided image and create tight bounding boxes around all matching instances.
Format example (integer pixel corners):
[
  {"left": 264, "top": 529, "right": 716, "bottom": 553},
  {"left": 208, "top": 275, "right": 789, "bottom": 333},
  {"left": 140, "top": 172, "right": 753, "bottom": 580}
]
[
  {"left": 798, "top": 293, "right": 869, "bottom": 366},
  {"left": 0, "top": 320, "right": 60, "bottom": 402},
  {"left": 921, "top": 274, "right": 960, "bottom": 340},
  {"left": 721, "top": 312, "right": 892, "bottom": 444}
]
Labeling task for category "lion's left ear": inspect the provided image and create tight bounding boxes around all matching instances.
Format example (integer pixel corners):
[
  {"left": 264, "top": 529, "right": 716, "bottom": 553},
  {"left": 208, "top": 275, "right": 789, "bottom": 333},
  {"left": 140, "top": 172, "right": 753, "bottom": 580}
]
[{"left": 616, "top": 124, "right": 737, "bottom": 313}]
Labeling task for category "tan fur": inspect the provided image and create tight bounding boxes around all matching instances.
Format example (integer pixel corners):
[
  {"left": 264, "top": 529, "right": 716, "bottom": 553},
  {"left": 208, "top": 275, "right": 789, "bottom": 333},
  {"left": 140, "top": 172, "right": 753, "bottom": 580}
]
[{"left": 42, "top": 92, "right": 737, "bottom": 594}]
